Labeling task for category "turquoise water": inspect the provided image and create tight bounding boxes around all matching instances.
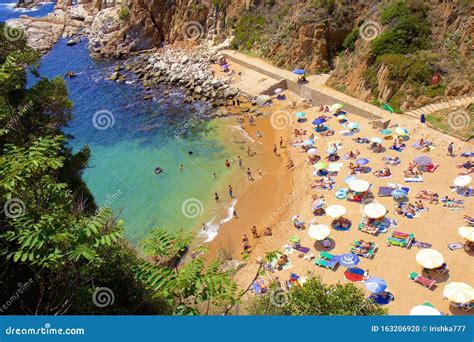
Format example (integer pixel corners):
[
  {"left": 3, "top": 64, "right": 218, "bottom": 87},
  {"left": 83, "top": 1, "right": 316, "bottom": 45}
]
[{"left": 24, "top": 38, "right": 244, "bottom": 245}]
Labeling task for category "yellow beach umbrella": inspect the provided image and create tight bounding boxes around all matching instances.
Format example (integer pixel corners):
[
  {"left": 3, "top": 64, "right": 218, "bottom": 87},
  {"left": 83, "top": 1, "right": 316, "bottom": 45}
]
[
  {"left": 363, "top": 203, "right": 387, "bottom": 219},
  {"left": 308, "top": 224, "right": 330, "bottom": 241},
  {"left": 349, "top": 179, "right": 370, "bottom": 192},
  {"left": 458, "top": 226, "right": 474, "bottom": 242},
  {"left": 443, "top": 282, "right": 474, "bottom": 304},
  {"left": 325, "top": 205, "right": 347, "bottom": 218},
  {"left": 416, "top": 249, "right": 444, "bottom": 269}
]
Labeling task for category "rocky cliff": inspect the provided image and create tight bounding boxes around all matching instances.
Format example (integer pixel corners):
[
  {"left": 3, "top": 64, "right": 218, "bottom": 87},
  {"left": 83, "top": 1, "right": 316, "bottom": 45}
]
[{"left": 5, "top": 0, "right": 473, "bottom": 110}]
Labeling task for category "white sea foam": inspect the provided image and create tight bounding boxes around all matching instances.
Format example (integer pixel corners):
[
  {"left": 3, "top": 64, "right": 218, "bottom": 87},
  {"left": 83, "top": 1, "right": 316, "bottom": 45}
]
[
  {"left": 198, "top": 198, "right": 237, "bottom": 242},
  {"left": 229, "top": 125, "right": 262, "bottom": 144}
]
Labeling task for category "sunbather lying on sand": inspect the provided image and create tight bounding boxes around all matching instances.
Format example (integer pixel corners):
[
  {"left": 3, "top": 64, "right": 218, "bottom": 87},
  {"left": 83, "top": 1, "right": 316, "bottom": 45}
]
[
  {"left": 416, "top": 190, "right": 439, "bottom": 204},
  {"left": 383, "top": 156, "right": 400, "bottom": 166},
  {"left": 321, "top": 128, "right": 335, "bottom": 136},
  {"left": 353, "top": 137, "right": 369, "bottom": 144},
  {"left": 344, "top": 150, "right": 360, "bottom": 160},
  {"left": 293, "top": 129, "right": 307, "bottom": 137},
  {"left": 373, "top": 168, "right": 391, "bottom": 177}
]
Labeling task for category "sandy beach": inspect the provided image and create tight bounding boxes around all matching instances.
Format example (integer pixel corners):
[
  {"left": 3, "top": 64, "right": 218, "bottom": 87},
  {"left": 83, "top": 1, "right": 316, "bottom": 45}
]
[{"left": 204, "top": 59, "right": 473, "bottom": 316}]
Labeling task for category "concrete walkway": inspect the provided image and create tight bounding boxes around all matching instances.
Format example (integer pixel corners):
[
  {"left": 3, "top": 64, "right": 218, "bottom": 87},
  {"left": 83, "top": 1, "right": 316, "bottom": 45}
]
[{"left": 223, "top": 49, "right": 473, "bottom": 124}]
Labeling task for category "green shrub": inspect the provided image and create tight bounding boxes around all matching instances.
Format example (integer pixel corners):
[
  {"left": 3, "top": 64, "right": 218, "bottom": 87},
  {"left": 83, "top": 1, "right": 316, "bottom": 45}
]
[
  {"left": 231, "top": 13, "right": 266, "bottom": 51},
  {"left": 425, "top": 84, "right": 446, "bottom": 97},
  {"left": 119, "top": 6, "right": 129, "bottom": 20},
  {"left": 342, "top": 28, "right": 359, "bottom": 51}
]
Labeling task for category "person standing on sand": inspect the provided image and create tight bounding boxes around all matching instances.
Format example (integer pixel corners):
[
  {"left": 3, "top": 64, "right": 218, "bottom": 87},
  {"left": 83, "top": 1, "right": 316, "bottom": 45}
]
[
  {"left": 448, "top": 142, "right": 454, "bottom": 157},
  {"left": 225, "top": 159, "right": 231, "bottom": 168},
  {"left": 258, "top": 168, "right": 263, "bottom": 176},
  {"left": 233, "top": 209, "right": 238, "bottom": 218},
  {"left": 251, "top": 225, "right": 259, "bottom": 238},
  {"left": 420, "top": 112, "right": 426, "bottom": 124},
  {"left": 238, "top": 156, "right": 243, "bottom": 168},
  {"left": 280, "top": 136, "right": 284, "bottom": 148},
  {"left": 228, "top": 185, "right": 233, "bottom": 198},
  {"left": 249, "top": 115, "right": 255, "bottom": 126},
  {"left": 237, "top": 98, "right": 240, "bottom": 106},
  {"left": 247, "top": 168, "right": 253, "bottom": 180},
  {"left": 273, "top": 144, "right": 278, "bottom": 156}
]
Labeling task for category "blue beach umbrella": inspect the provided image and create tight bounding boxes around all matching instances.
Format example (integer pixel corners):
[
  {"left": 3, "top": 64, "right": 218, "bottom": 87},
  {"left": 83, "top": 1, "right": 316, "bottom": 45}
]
[
  {"left": 381, "top": 129, "right": 392, "bottom": 135},
  {"left": 414, "top": 155, "right": 432, "bottom": 166},
  {"left": 365, "top": 277, "right": 387, "bottom": 294},
  {"left": 312, "top": 118, "right": 326, "bottom": 125},
  {"left": 295, "top": 111, "right": 306, "bottom": 118},
  {"left": 356, "top": 158, "right": 369, "bottom": 165},
  {"left": 303, "top": 139, "right": 315, "bottom": 146},
  {"left": 293, "top": 68, "right": 305, "bottom": 75},
  {"left": 391, "top": 188, "right": 408, "bottom": 199},
  {"left": 338, "top": 253, "right": 360, "bottom": 267}
]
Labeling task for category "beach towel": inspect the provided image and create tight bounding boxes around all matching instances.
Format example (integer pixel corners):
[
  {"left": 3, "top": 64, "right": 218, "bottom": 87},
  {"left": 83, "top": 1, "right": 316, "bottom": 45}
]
[
  {"left": 413, "top": 240, "right": 432, "bottom": 249},
  {"left": 448, "top": 242, "right": 463, "bottom": 251},
  {"left": 460, "top": 152, "right": 474, "bottom": 157},
  {"left": 378, "top": 186, "right": 409, "bottom": 197},
  {"left": 339, "top": 130, "right": 353, "bottom": 136},
  {"left": 293, "top": 245, "right": 311, "bottom": 254},
  {"left": 404, "top": 177, "right": 423, "bottom": 182}
]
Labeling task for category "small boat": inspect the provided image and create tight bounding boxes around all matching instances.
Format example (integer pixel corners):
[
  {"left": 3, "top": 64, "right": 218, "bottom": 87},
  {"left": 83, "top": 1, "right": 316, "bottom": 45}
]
[{"left": 154, "top": 167, "right": 163, "bottom": 174}]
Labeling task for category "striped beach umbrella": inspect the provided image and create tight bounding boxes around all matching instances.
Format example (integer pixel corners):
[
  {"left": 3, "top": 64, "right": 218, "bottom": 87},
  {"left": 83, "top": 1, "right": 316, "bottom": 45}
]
[
  {"left": 365, "top": 277, "right": 387, "bottom": 294},
  {"left": 303, "top": 139, "right": 315, "bottom": 146},
  {"left": 395, "top": 127, "right": 409, "bottom": 136},
  {"left": 370, "top": 137, "right": 383, "bottom": 143},
  {"left": 443, "top": 282, "right": 474, "bottom": 304},
  {"left": 338, "top": 253, "right": 360, "bottom": 267},
  {"left": 414, "top": 155, "right": 432, "bottom": 166},
  {"left": 337, "top": 114, "right": 347, "bottom": 120},
  {"left": 391, "top": 188, "right": 408, "bottom": 199},
  {"left": 416, "top": 249, "right": 444, "bottom": 269}
]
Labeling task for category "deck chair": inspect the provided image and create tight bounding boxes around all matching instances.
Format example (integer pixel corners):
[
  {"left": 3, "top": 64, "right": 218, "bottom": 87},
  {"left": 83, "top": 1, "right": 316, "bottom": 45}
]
[
  {"left": 319, "top": 251, "right": 336, "bottom": 260},
  {"left": 409, "top": 272, "right": 436, "bottom": 289},
  {"left": 314, "top": 258, "right": 338, "bottom": 270}
]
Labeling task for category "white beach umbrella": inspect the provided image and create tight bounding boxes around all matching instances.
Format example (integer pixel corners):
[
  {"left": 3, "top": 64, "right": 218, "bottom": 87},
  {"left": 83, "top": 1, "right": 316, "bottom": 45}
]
[
  {"left": 349, "top": 179, "right": 370, "bottom": 192},
  {"left": 453, "top": 175, "right": 472, "bottom": 187},
  {"left": 416, "top": 249, "right": 444, "bottom": 269},
  {"left": 273, "top": 88, "right": 284, "bottom": 94},
  {"left": 308, "top": 224, "right": 330, "bottom": 240},
  {"left": 443, "top": 282, "right": 474, "bottom": 304},
  {"left": 458, "top": 226, "right": 474, "bottom": 242},
  {"left": 307, "top": 148, "right": 318, "bottom": 155},
  {"left": 410, "top": 305, "right": 441, "bottom": 316},
  {"left": 370, "top": 137, "right": 383, "bottom": 143},
  {"left": 363, "top": 203, "right": 387, "bottom": 219},
  {"left": 325, "top": 205, "right": 347, "bottom": 218}
]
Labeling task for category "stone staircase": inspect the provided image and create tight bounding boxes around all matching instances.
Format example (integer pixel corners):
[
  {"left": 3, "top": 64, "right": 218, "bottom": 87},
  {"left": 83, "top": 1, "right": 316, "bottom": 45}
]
[{"left": 404, "top": 95, "right": 474, "bottom": 118}]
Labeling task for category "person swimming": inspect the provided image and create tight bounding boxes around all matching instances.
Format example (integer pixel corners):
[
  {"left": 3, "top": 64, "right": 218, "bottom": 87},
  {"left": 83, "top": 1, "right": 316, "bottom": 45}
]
[{"left": 154, "top": 167, "right": 163, "bottom": 174}]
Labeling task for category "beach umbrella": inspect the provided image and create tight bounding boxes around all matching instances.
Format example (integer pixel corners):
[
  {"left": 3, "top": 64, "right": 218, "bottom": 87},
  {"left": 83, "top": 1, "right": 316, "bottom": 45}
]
[
  {"left": 443, "top": 282, "right": 473, "bottom": 304},
  {"left": 347, "top": 122, "right": 360, "bottom": 129},
  {"left": 313, "top": 162, "right": 329, "bottom": 170},
  {"left": 391, "top": 188, "right": 408, "bottom": 199},
  {"left": 293, "top": 68, "right": 305, "bottom": 75},
  {"left": 381, "top": 129, "right": 392, "bottom": 135},
  {"left": 273, "top": 88, "right": 284, "bottom": 94},
  {"left": 337, "top": 114, "right": 347, "bottom": 120},
  {"left": 308, "top": 224, "right": 330, "bottom": 240},
  {"left": 395, "top": 127, "right": 409, "bottom": 136},
  {"left": 410, "top": 305, "right": 441, "bottom": 316},
  {"left": 458, "top": 226, "right": 474, "bottom": 242},
  {"left": 325, "top": 205, "right": 347, "bottom": 218},
  {"left": 344, "top": 267, "right": 366, "bottom": 282},
  {"left": 307, "top": 148, "right": 318, "bottom": 155},
  {"left": 295, "top": 111, "right": 306, "bottom": 118},
  {"left": 365, "top": 277, "right": 387, "bottom": 294},
  {"left": 416, "top": 249, "right": 444, "bottom": 269},
  {"left": 330, "top": 103, "right": 344, "bottom": 111},
  {"left": 326, "top": 146, "right": 338, "bottom": 154},
  {"left": 349, "top": 179, "right": 370, "bottom": 192},
  {"left": 370, "top": 137, "right": 383, "bottom": 143},
  {"left": 312, "top": 118, "right": 326, "bottom": 125},
  {"left": 356, "top": 158, "right": 369, "bottom": 165},
  {"left": 289, "top": 235, "right": 300, "bottom": 244},
  {"left": 453, "top": 175, "right": 472, "bottom": 187},
  {"left": 363, "top": 203, "right": 387, "bottom": 219},
  {"left": 414, "top": 155, "right": 432, "bottom": 166},
  {"left": 338, "top": 253, "right": 360, "bottom": 267},
  {"left": 303, "top": 139, "right": 315, "bottom": 146}
]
